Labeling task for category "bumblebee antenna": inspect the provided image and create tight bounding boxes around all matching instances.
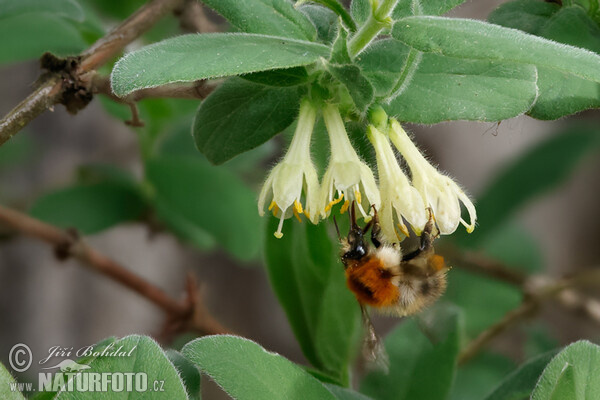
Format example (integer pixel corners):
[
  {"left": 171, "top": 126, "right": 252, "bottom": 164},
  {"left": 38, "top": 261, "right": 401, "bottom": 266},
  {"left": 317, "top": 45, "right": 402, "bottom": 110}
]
[{"left": 333, "top": 216, "right": 341, "bottom": 241}]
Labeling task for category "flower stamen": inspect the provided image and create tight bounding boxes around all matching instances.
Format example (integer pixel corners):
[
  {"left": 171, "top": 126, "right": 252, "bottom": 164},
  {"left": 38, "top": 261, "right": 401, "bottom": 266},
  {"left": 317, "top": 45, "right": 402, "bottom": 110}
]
[{"left": 325, "top": 192, "right": 344, "bottom": 213}]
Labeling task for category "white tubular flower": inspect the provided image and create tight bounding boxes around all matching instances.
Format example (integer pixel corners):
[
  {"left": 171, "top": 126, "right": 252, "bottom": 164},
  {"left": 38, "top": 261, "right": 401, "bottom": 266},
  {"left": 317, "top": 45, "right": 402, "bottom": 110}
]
[
  {"left": 258, "top": 99, "right": 320, "bottom": 238},
  {"left": 388, "top": 119, "right": 477, "bottom": 235},
  {"left": 368, "top": 125, "right": 427, "bottom": 242},
  {"left": 320, "top": 104, "right": 380, "bottom": 220}
]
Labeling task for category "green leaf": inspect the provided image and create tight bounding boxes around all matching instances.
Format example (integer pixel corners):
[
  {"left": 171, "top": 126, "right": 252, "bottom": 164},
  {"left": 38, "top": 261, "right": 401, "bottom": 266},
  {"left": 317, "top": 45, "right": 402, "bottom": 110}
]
[
  {"left": 463, "top": 126, "right": 600, "bottom": 244},
  {"left": 328, "top": 64, "right": 375, "bottom": 113},
  {"left": 303, "top": 0, "right": 356, "bottom": 32},
  {"left": 182, "top": 335, "right": 337, "bottom": 400},
  {"left": 326, "top": 384, "right": 374, "bottom": 399},
  {"left": 485, "top": 350, "right": 558, "bottom": 400},
  {"left": 0, "top": 13, "right": 86, "bottom": 64},
  {"left": 201, "top": 0, "right": 316, "bottom": 40},
  {"left": 350, "top": 0, "right": 370, "bottom": 26},
  {"left": 450, "top": 352, "right": 516, "bottom": 400},
  {"left": 488, "top": 0, "right": 560, "bottom": 35},
  {"left": 0, "top": 362, "right": 26, "bottom": 400},
  {"left": 447, "top": 222, "right": 541, "bottom": 336},
  {"left": 30, "top": 182, "right": 146, "bottom": 235},
  {"left": 54, "top": 335, "right": 187, "bottom": 399},
  {"left": 393, "top": 0, "right": 469, "bottom": 19},
  {"left": 0, "top": 0, "right": 84, "bottom": 21},
  {"left": 300, "top": 4, "right": 339, "bottom": 44},
  {"left": 489, "top": 3, "right": 600, "bottom": 119},
  {"left": 264, "top": 218, "right": 361, "bottom": 384},
  {"left": 360, "top": 307, "right": 462, "bottom": 400},
  {"left": 356, "top": 38, "right": 416, "bottom": 98},
  {"left": 111, "top": 33, "right": 330, "bottom": 97},
  {"left": 529, "top": 8, "right": 600, "bottom": 119},
  {"left": 166, "top": 350, "right": 201, "bottom": 400},
  {"left": 153, "top": 197, "right": 216, "bottom": 250},
  {"left": 387, "top": 54, "right": 538, "bottom": 123},
  {"left": 241, "top": 66, "right": 309, "bottom": 86},
  {"left": 193, "top": 78, "right": 302, "bottom": 165},
  {"left": 532, "top": 341, "right": 600, "bottom": 400},
  {"left": 146, "top": 156, "right": 261, "bottom": 260},
  {"left": 392, "top": 16, "right": 600, "bottom": 84}
]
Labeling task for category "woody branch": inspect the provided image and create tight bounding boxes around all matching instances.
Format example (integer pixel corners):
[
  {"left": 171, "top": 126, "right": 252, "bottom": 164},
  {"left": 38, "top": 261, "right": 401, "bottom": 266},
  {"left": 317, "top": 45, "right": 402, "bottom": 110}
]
[
  {"left": 445, "top": 244, "right": 600, "bottom": 364},
  {"left": 0, "top": 204, "right": 229, "bottom": 338},
  {"left": 0, "top": 0, "right": 216, "bottom": 146}
]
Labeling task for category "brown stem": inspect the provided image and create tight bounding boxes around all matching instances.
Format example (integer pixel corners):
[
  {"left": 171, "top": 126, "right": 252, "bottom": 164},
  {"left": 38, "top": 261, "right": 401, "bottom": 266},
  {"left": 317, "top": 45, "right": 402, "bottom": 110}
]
[
  {"left": 0, "top": 0, "right": 185, "bottom": 146},
  {"left": 458, "top": 267, "right": 600, "bottom": 364},
  {"left": 0, "top": 77, "right": 62, "bottom": 146},
  {"left": 78, "top": 0, "right": 184, "bottom": 73},
  {"left": 458, "top": 300, "right": 538, "bottom": 365},
  {"left": 91, "top": 74, "right": 213, "bottom": 102},
  {"left": 440, "top": 244, "right": 527, "bottom": 287},
  {"left": 0, "top": 204, "right": 229, "bottom": 336}
]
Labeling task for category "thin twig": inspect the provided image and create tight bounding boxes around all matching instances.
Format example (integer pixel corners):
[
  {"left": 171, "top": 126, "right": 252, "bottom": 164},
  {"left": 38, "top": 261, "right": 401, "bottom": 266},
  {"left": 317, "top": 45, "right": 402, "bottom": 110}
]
[
  {"left": 0, "top": 0, "right": 185, "bottom": 146},
  {"left": 91, "top": 74, "right": 213, "bottom": 103},
  {"left": 458, "top": 267, "right": 600, "bottom": 364},
  {"left": 0, "top": 204, "right": 229, "bottom": 337},
  {"left": 78, "top": 0, "right": 184, "bottom": 73},
  {"left": 458, "top": 300, "right": 538, "bottom": 365},
  {"left": 440, "top": 243, "right": 527, "bottom": 287}
]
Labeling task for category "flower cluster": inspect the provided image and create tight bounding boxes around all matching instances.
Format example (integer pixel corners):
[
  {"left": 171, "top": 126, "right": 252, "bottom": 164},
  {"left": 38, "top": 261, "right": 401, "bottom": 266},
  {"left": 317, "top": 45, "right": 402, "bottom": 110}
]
[{"left": 258, "top": 100, "right": 476, "bottom": 241}]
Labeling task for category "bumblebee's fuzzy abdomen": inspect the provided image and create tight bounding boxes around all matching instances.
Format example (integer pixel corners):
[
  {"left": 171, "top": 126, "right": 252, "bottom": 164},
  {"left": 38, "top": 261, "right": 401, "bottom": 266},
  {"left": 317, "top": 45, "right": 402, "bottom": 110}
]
[{"left": 345, "top": 257, "right": 399, "bottom": 307}]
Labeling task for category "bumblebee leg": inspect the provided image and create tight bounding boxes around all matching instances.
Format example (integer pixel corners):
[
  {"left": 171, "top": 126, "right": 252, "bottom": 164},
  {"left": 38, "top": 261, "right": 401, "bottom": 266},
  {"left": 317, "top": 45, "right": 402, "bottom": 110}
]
[
  {"left": 402, "top": 208, "right": 437, "bottom": 261},
  {"left": 370, "top": 206, "right": 382, "bottom": 248}
]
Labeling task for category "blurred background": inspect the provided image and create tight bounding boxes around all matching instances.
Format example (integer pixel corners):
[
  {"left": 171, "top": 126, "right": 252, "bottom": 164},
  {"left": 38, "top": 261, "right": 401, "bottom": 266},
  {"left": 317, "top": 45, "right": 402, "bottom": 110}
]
[{"left": 0, "top": 1, "right": 599, "bottom": 399}]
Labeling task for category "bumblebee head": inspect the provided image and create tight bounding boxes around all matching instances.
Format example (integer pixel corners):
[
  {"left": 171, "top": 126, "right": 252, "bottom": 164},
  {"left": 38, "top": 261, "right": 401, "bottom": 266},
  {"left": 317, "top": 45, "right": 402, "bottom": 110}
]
[{"left": 337, "top": 202, "right": 369, "bottom": 264}]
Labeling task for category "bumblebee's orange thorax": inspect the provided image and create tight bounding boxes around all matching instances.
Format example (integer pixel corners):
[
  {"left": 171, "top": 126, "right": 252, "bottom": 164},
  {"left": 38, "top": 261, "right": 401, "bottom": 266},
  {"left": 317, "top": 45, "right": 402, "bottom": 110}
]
[{"left": 345, "top": 256, "right": 399, "bottom": 307}]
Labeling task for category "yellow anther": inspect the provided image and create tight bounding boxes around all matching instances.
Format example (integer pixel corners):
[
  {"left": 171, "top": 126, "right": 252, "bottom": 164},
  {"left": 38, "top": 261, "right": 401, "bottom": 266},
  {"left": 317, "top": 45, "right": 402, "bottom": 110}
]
[
  {"left": 293, "top": 209, "right": 302, "bottom": 223},
  {"left": 304, "top": 210, "right": 311, "bottom": 219},
  {"left": 294, "top": 200, "right": 304, "bottom": 214},
  {"left": 354, "top": 189, "right": 362, "bottom": 204},
  {"left": 268, "top": 201, "right": 279, "bottom": 217},
  {"left": 340, "top": 200, "right": 350, "bottom": 214},
  {"left": 274, "top": 232, "right": 283, "bottom": 239},
  {"left": 324, "top": 193, "right": 344, "bottom": 213},
  {"left": 397, "top": 222, "right": 410, "bottom": 237}
]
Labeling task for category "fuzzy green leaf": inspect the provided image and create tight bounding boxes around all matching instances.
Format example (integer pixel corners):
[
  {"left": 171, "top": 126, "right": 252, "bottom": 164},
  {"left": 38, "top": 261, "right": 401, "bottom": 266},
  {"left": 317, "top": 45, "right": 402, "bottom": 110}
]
[
  {"left": 193, "top": 78, "right": 302, "bottom": 165},
  {"left": 146, "top": 156, "right": 261, "bottom": 260},
  {"left": 182, "top": 335, "right": 336, "bottom": 400},
  {"left": 485, "top": 350, "right": 558, "bottom": 400},
  {"left": 490, "top": 5, "right": 600, "bottom": 119},
  {"left": 241, "top": 66, "right": 309, "bottom": 86},
  {"left": 360, "top": 306, "right": 462, "bottom": 400},
  {"left": 0, "top": 13, "right": 86, "bottom": 64},
  {"left": 387, "top": 54, "right": 538, "bottom": 123},
  {"left": 166, "top": 350, "right": 201, "bottom": 400},
  {"left": 356, "top": 38, "right": 415, "bottom": 97},
  {"left": 111, "top": 33, "right": 329, "bottom": 97},
  {"left": 392, "top": 16, "right": 600, "bottom": 84},
  {"left": 54, "top": 335, "right": 187, "bottom": 399},
  {"left": 393, "top": 0, "right": 469, "bottom": 19},
  {"left": 488, "top": 0, "right": 560, "bottom": 35},
  {"left": 264, "top": 218, "right": 361, "bottom": 385},
  {"left": 30, "top": 182, "right": 146, "bottom": 235},
  {"left": 0, "top": 363, "right": 25, "bottom": 400},
  {"left": 0, "top": 0, "right": 83, "bottom": 21},
  {"left": 532, "top": 341, "right": 600, "bottom": 400},
  {"left": 299, "top": 4, "right": 339, "bottom": 44},
  {"left": 201, "top": 0, "right": 316, "bottom": 40},
  {"left": 328, "top": 64, "right": 375, "bottom": 113}
]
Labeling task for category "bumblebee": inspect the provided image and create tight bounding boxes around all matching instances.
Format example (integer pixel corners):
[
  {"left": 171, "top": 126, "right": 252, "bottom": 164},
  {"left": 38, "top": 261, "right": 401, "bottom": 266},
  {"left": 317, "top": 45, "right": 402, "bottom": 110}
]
[{"left": 338, "top": 204, "right": 448, "bottom": 317}]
